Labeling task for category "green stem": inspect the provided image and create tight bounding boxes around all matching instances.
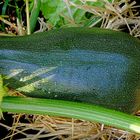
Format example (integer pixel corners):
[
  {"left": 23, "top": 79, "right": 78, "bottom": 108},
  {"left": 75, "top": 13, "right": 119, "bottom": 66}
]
[
  {"left": 1, "top": 0, "right": 10, "bottom": 31},
  {"left": 29, "top": 0, "right": 41, "bottom": 33},
  {"left": 25, "top": 0, "right": 30, "bottom": 35},
  {"left": 1, "top": 96, "right": 140, "bottom": 134}
]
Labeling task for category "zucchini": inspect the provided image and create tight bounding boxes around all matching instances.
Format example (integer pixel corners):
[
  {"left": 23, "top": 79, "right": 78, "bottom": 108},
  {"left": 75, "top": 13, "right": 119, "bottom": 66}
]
[{"left": 0, "top": 27, "right": 140, "bottom": 113}]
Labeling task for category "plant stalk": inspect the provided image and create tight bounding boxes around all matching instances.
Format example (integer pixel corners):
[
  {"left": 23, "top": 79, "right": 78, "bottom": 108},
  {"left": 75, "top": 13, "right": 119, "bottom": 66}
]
[{"left": 1, "top": 96, "right": 140, "bottom": 134}]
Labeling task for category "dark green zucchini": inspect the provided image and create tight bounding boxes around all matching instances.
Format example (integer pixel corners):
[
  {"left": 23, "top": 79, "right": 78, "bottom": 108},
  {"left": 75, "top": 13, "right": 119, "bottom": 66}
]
[{"left": 0, "top": 27, "right": 140, "bottom": 113}]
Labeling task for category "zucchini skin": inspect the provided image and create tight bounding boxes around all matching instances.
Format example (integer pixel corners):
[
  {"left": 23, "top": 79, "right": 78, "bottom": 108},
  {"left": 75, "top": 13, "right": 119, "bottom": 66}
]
[{"left": 0, "top": 27, "right": 140, "bottom": 113}]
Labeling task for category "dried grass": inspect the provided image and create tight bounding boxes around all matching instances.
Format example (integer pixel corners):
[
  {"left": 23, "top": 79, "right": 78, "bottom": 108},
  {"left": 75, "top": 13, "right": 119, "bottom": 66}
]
[
  {"left": 69, "top": 0, "right": 140, "bottom": 37},
  {"left": 1, "top": 114, "right": 140, "bottom": 140}
]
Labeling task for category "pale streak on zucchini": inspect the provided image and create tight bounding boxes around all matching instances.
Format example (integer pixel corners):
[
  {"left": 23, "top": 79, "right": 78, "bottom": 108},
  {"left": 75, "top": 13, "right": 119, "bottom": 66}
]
[{"left": 2, "top": 96, "right": 140, "bottom": 134}]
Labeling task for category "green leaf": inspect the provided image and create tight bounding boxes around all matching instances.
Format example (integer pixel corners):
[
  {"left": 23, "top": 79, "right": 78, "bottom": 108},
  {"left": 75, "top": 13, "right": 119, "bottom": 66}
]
[
  {"left": 40, "top": 0, "right": 113, "bottom": 27},
  {"left": 0, "top": 75, "right": 7, "bottom": 119},
  {"left": 41, "top": 0, "right": 65, "bottom": 26}
]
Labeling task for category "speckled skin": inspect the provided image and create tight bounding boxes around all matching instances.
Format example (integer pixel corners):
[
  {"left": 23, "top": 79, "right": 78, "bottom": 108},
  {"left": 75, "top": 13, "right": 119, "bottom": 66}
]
[{"left": 0, "top": 27, "right": 140, "bottom": 113}]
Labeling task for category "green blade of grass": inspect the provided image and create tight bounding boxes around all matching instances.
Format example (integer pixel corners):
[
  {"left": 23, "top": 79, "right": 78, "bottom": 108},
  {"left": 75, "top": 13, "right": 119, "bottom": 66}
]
[
  {"left": 29, "top": 0, "right": 41, "bottom": 33},
  {"left": 1, "top": 96, "right": 140, "bottom": 134},
  {"left": 1, "top": 0, "right": 10, "bottom": 31},
  {"left": 2, "top": 0, "right": 10, "bottom": 16}
]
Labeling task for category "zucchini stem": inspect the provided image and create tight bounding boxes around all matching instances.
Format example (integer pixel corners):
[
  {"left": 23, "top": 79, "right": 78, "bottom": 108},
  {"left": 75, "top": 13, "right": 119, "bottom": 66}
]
[{"left": 2, "top": 96, "right": 140, "bottom": 134}]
